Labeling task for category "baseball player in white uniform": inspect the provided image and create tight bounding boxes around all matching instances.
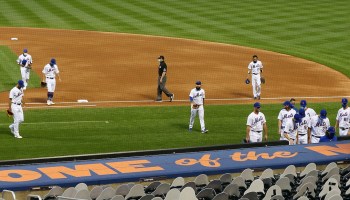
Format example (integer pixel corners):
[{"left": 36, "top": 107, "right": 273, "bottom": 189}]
[
  {"left": 300, "top": 100, "right": 317, "bottom": 118},
  {"left": 246, "top": 102, "right": 268, "bottom": 143},
  {"left": 277, "top": 101, "right": 296, "bottom": 141},
  {"left": 283, "top": 114, "right": 302, "bottom": 145},
  {"left": 296, "top": 108, "right": 311, "bottom": 144},
  {"left": 16, "top": 49, "right": 33, "bottom": 90},
  {"left": 8, "top": 80, "right": 25, "bottom": 139},
  {"left": 310, "top": 109, "right": 330, "bottom": 143},
  {"left": 335, "top": 98, "right": 350, "bottom": 136},
  {"left": 42, "top": 58, "right": 61, "bottom": 105},
  {"left": 247, "top": 55, "right": 264, "bottom": 100},
  {"left": 189, "top": 81, "right": 208, "bottom": 133}
]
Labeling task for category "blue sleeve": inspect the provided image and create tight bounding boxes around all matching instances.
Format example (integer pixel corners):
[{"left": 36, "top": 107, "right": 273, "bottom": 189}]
[{"left": 189, "top": 97, "right": 193, "bottom": 102}]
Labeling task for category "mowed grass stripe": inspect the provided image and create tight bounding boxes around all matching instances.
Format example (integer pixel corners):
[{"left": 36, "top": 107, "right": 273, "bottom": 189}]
[
  {"left": 5, "top": 0, "right": 49, "bottom": 27},
  {"left": 0, "top": 102, "right": 340, "bottom": 160},
  {"left": 0, "top": 1, "right": 30, "bottom": 26},
  {"left": 0, "top": 46, "right": 22, "bottom": 91}
]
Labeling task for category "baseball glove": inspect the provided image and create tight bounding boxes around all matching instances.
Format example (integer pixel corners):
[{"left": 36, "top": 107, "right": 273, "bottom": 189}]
[
  {"left": 41, "top": 81, "right": 47, "bottom": 87},
  {"left": 261, "top": 77, "right": 266, "bottom": 84},
  {"left": 192, "top": 104, "right": 200, "bottom": 109},
  {"left": 21, "top": 59, "right": 27, "bottom": 66},
  {"left": 245, "top": 78, "right": 250, "bottom": 84},
  {"left": 6, "top": 109, "right": 13, "bottom": 117}
]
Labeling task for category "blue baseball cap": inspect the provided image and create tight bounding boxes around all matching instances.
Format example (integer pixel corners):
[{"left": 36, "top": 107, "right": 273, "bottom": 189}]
[
  {"left": 320, "top": 109, "right": 327, "bottom": 119},
  {"left": 18, "top": 80, "right": 24, "bottom": 88},
  {"left": 342, "top": 98, "right": 348, "bottom": 105},
  {"left": 327, "top": 126, "right": 335, "bottom": 134},
  {"left": 300, "top": 100, "right": 307, "bottom": 107},
  {"left": 50, "top": 58, "right": 56, "bottom": 65},
  {"left": 23, "top": 48, "right": 28, "bottom": 53},
  {"left": 254, "top": 102, "right": 261, "bottom": 108},
  {"left": 299, "top": 108, "right": 306, "bottom": 117},
  {"left": 294, "top": 114, "right": 302, "bottom": 123},
  {"left": 283, "top": 101, "right": 290, "bottom": 107},
  {"left": 195, "top": 81, "right": 202, "bottom": 85}
]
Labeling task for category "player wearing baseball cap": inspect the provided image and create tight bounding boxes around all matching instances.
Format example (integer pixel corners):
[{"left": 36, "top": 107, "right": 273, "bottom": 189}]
[
  {"left": 189, "top": 81, "right": 208, "bottom": 133},
  {"left": 156, "top": 55, "right": 174, "bottom": 102},
  {"left": 16, "top": 48, "right": 33, "bottom": 90},
  {"left": 247, "top": 55, "right": 264, "bottom": 100},
  {"left": 283, "top": 114, "right": 302, "bottom": 145},
  {"left": 296, "top": 108, "right": 312, "bottom": 144},
  {"left": 300, "top": 100, "right": 317, "bottom": 118},
  {"left": 277, "top": 101, "right": 296, "bottom": 141},
  {"left": 246, "top": 102, "right": 268, "bottom": 143},
  {"left": 319, "top": 127, "right": 337, "bottom": 142},
  {"left": 335, "top": 98, "right": 350, "bottom": 136},
  {"left": 310, "top": 109, "right": 330, "bottom": 143},
  {"left": 8, "top": 80, "right": 26, "bottom": 139}
]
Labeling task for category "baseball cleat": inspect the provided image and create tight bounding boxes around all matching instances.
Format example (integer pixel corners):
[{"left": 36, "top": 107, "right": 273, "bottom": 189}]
[
  {"left": 155, "top": 99, "right": 163, "bottom": 102},
  {"left": 15, "top": 135, "right": 22, "bottom": 139},
  {"left": 189, "top": 128, "right": 192, "bottom": 132},
  {"left": 254, "top": 97, "right": 257, "bottom": 100},
  {"left": 47, "top": 100, "right": 51, "bottom": 105},
  {"left": 50, "top": 101, "right": 55, "bottom": 105},
  {"left": 201, "top": 129, "right": 209, "bottom": 134},
  {"left": 257, "top": 96, "right": 261, "bottom": 100},
  {"left": 170, "top": 94, "right": 174, "bottom": 102}
]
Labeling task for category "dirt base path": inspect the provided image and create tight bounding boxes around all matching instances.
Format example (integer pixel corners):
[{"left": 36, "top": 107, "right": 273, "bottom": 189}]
[{"left": 0, "top": 27, "right": 349, "bottom": 108}]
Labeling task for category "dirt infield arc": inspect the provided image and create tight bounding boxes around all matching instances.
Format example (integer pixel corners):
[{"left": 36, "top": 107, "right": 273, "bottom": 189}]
[{"left": 0, "top": 27, "right": 349, "bottom": 107}]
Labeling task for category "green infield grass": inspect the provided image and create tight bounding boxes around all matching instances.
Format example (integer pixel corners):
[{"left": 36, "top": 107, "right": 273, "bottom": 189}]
[
  {"left": 0, "top": 102, "right": 340, "bottom": 160},
  {"left": 0, "top": 0, "right": 349, "bottom": 77}
]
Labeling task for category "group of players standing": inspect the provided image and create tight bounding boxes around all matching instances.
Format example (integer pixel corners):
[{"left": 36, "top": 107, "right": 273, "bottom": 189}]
[
  {"left": 8, "top": 48, "right": 61, "bottom": 139},
  {"left": 246, "top": 98, "right": 350, "bottom": 145}
]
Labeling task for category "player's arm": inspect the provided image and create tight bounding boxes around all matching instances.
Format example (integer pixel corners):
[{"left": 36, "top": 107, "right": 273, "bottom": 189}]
[
  {"left": 307, "top": 127, "right": 311, "bottom": 144},
  {"left": 160, "top": 71, "right": 166, "bottom": 83},
  {"left": 295, "top": 130, "right": 299, "bottom": 144},
  {"left": 8, "top": 98, "right": 12, "bottom": 111},
  {"left": 278, "top": 120, "right": 282, "bottom": 134},
  {"left": 263, "top": 122, "right": 268, "bottom": 141},
  {"left": 335, "top": 120, "right": 339, "bottom": 130},
  {"left": 246, "top": 125, "right": 251, "bottom": 143}
]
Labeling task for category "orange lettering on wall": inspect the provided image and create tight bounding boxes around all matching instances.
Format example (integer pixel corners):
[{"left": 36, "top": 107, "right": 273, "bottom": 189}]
[
  {"left": 305, "top": 143, "right": 350, "bottom": 156},
  {"left": 231, "top": 151, "right": 298, "bottom": 162},
  {"left": 107, "top": 160, "right": 164, "bottom": 173},
  {"left": 175, "top": 154, "right": 221, "bottom": 168},
  {"left": 0, "top": 170, "right": 42, "bottom": 182},
  {"left": 38, "top": 163, "right": 117, "bottom": 179}
]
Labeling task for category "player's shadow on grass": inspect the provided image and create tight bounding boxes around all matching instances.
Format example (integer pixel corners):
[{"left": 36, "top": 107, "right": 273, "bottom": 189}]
[
  {"left": 28, "top": 97, "right": 47, "bottom": 103},
  {"left": 171, "top": 122, "right": 189, "bottom": 131}
]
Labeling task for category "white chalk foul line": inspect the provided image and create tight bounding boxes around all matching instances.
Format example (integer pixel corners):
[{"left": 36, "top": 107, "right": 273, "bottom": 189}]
[{"left": 0, "top": 120, "right": 109, "bottom": 126}]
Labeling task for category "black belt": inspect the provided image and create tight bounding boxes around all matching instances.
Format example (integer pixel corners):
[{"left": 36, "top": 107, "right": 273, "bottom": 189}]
[
  {"left": 253, "top": 73, "right": 258, "bottom": 75},
  {"left": 252, "top": 130, "right": 262, "bottom": 133},
  {"left": 298, "top": 134, "right": 306, "bottom": 136},
  {"left": 340, "top": 127, "right": 349, "bottom": 130},
  {"left": 312, "top": 135, "right": 321, "bottom": 138},
  {"left": 46, "top": 77, "right": 54, "bottom": 79},
  {"left": 12, "top": 102, "right": 21, "bottom": 105}
]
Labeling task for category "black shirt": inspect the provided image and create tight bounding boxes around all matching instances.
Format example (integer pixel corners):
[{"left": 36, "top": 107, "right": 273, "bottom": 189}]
[{"left": 158, "top": 61, "right": 167, "bottom": 76}]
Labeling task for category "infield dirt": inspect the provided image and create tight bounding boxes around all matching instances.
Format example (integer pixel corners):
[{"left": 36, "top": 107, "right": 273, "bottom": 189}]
[{"left": 0, "top": 27, "right": 349, "bottom": 107}]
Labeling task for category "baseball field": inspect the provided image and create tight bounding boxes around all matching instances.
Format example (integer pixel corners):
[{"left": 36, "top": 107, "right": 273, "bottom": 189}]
[{"left": 0, "top": 0, "right": 349, "bottom": 160}]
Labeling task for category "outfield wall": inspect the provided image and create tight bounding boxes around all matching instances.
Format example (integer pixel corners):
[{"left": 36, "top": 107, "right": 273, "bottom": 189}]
[{"left": 0, "top": 141, "right": 349, "bottom": 191}]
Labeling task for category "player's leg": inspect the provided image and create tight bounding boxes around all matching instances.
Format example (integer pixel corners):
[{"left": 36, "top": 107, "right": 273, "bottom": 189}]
[
  {"left": 280, "top": 130, "right": 287, "bottom": 141},
  {"left": 252, "top": 76, "right": 257, "bottom": 99},
  {"left": 298, "top": 135, "right": 307, "bottom": 144},
  {"left": 311, "top": 136, "right": 319, "bottom": 143},
  {"left": 198, "top": 106, "right": 206, "bottom": 132},
  {"left": 159, "top": 76, "right": 173, "bottom": 98},
  {"left": 249, "top": 132, "right": 258, "bottom": 142},
  {"left": 256, "top": 75, "right": 261, "bottom": 98},
  {"left": 25, "top": 69, "right": 30, "bottom": 89},
  {"left": 339, "top": 128, "right": 348, "bottom": 136},
  {"left": 189, "top": 109, "right": 198, "bottom": 130},
  {"left": 47, "top": 79, "right": 54, "bottom": 105},
  {"left": 12, "top": 105, "right": 23, "bottom": 138},
  {"left": 156, "top": 77, "right": 162, "bottom": 101},
  {"left": 20, "top": 67, "right": 27, "bottom": 90}
]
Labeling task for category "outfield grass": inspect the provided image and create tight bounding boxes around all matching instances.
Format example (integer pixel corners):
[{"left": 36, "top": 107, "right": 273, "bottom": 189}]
[
  {"left": 0, "top": 46, "right": 41, "bottom": 91},
  {"left": 0, "top": 0, "right": 349, "bottom": 77},
  {"left": 0, "top": 102, "right": 340, "bottom": 160}
]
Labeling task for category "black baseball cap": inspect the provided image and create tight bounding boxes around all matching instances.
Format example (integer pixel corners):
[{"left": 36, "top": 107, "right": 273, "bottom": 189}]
[{"left": 158, "top": 55, "right": 164, "bottom": 59}]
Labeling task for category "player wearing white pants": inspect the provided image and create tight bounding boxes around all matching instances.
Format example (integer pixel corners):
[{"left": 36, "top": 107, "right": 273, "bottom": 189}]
[
  {"left": 300, "top": 100, "right": 317, "bottom": 118},
  {"left": 8, "top": 80, "right": 25, "bottom": 139},
  {"left": 246, "top": 102, "right": 268, "bottom": 143},
  {"left": 283, "top": 114, "right": 303, "bottom": 145},
  {"left": 247, "top": 55, "right": 264, "bottom": 100},
  {"left": 17, "top": 49, "right": 33, "bottom": 90},
  {"left": 189, "top": 81, "right": 208, "bottom": 133},
  {"left": 278, "top": 101, "right": 296, "bottom": 141},
  {"left": 335, "top": 98, "right": 350, "bottom": 136},
  {"left": 310, "top": 109, "right": 330, "bottom": 143},
  {"left": 42, "top": 58, "right": 61, "bottom": 105},
  {"left": 296, "top": 108, "right": 311, "bottom": 144}
]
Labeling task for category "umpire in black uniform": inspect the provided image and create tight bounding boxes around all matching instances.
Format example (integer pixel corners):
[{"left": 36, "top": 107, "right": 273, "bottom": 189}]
[{"left": 156, "top": 55, "right": 174, "bottom": 102}]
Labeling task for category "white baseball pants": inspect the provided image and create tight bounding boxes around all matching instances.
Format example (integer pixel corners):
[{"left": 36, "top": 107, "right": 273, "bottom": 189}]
[
  {"left": 10, "top": 104, "right": 24, "bottom": 136},
  {"left": 339, "top": 128, "right": 349, "bottom": 136},
  {"left": 280, "top": 130, "right": 287, "bottom": 141},
  {"left": 252, "top": 74, "right": 261, "bottom": 98},
  {"left": 189, "top": 105, "right": 205, "bottom": 131},
  {"left": 46, "top": 77, "right": 56, "bottom": 92},
  {"left": 311, "top": 136, "right": 320, "bottom": 143},
  {"left": 249, "top": 131, "right": 262, "bottom": 143},
  {"left": 20, "top": 67, "right": 30, "bottom": 87},
  {"left": 297, "top": 134, "right": 308, "bottom": 144}
]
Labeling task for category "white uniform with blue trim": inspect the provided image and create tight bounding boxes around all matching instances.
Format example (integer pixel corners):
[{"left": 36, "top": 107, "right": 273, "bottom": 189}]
[
  {"left": 248, "top": 60, "right": 263, "bottom": 98},
  {"left": 310, "top": 115, "right": 330, "bottom": 143},
  {"left": 278, "top": 109, "right": 296, "bottom": 140},
  {"left": 336, "top": 107, "right": 350, "bottom": 136},
  {"left": 42, "top": 63, "right": 59, "bottom": 93},
  {"left": 17, "top": 53, "right": 33, "bottom": 89},
  {"left": 189, "top": 88, "right": 206, "bottom": 132},
  {"left": 246, "top": 112, "right": 266, "bottom": 142},
  {"left": 296, "top": 116, "right": 311, "bottom": 144},
  {"left": 9, "top": 87, "right": 24, "bottom": 138}
]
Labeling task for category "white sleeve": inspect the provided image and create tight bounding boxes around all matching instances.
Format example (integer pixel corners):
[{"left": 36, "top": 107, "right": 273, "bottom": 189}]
[
  {"left": 246, "top": 116, "right": 251, "bottom": 126},
  {"left": 9, "top": 90, "right": 13, "bottom": 99},
  {"left": 260, "top": 61, "right": 263, "bottom": 69},
  {"left": 55, "top": 65, "right": 59, "bottom": 74},
  {"left": 307, "top": 118, "right": 312, "bottom": 128},
  {"left": 248, "top": 62, "right": 251, "bottom": 69},
  {"left": 42, "top": 66, "right": 46, "bottom": 74},
  {"left": 277, "top": 110, "right": 283, "bottom": 120},
  {"left": 326, "top": 119, "right": 330, "bottom": 128},
  {"left": 189, "top": 89, "right": 193, "bottom": 98},
  {"left": 202, "top": 90, "right": 205, "bottom": 99},
  {"left": 17, "top": 57, "right": 21, "bottom": 64},
  {"left": 262, "top": 113, "right": 266, "bottom": 123},
  {"left": 336, "top": 110, "right": 340, "bottom": 121}
]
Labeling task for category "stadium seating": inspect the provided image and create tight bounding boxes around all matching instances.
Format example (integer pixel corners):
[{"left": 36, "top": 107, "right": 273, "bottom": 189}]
[{"left": 19, "top": 162, "right": 350, "bottom": 200}]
